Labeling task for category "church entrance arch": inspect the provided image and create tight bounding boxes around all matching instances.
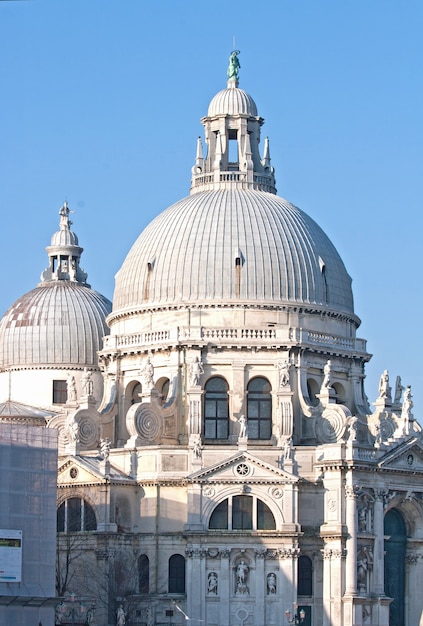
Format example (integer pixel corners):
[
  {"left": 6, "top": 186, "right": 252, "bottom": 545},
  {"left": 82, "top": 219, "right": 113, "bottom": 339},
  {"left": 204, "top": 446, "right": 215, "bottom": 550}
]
[{"left": 384, "top": 508, "right": 406, "bottom": 626}]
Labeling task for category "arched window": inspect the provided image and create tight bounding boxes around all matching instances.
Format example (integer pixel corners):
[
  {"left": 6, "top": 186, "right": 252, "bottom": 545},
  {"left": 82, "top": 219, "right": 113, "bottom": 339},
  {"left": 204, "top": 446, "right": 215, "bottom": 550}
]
[
  {"left": 298, "top": 555, "right": 313, "bottom": 596},
  {"left": 247, "top": 377, "right": 272, "bottom": 440},
  {"left": 169, "top": 554, "right": 185, "bottom": 593},
  {"left": 204, "top": 377, "right": 229, "bottom": 439},
  {"left": 57, "top": 498, "right": 97, "bottom": 532},
  {"left": 138, "top": 555, "right": 149, "bottom": 594},
  {"left": 306, "top": 378, "right": 319, "bottom": 406},
  {"left": 209, "top": 496, "right": 276, "bottom": 530},
  {"left": 131, "top": 382, "right": 142, "bottom": 405}
]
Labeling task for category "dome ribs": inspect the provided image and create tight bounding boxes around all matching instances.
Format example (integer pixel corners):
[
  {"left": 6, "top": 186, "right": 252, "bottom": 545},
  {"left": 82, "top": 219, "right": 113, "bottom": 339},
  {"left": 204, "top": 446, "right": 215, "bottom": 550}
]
[
  {"left": 0, "top": 284, "right": 111, "bottom": 369},
  {"left": 111, "top": 190, "right": 355, "bottom": 317}
]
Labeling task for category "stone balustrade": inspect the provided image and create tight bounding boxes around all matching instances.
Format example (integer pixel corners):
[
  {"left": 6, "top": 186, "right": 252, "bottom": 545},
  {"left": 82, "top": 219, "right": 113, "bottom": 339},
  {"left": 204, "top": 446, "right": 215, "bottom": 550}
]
[{"left": 102, "top": 326, "right": 367, "bottom": 354}]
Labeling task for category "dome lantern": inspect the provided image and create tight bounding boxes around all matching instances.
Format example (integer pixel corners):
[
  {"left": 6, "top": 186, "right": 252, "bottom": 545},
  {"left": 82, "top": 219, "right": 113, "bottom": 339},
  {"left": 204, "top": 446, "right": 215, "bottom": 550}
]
[
  {"left": 40, "top": 202, "right": 89, "bottom": 286},
  {"left": 190, "top": 51, "right": 276, "bottom": 195}
]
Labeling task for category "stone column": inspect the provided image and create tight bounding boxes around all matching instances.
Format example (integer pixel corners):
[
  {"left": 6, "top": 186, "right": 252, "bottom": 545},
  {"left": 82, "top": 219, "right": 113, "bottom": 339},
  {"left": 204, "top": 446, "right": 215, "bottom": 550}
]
[
  {"left": 345, "top": 484, "right": 358, "bottom": 596},
  {"left": 219, "top": 549, "right": 231, "bottom": 626},
  {"left": 187, "top": 389, "right": 203, "bottom": 435},
  {"left": 322, "top": 546, "right": 345, "bottom": 626},
  {"left": 254, "top": 549, "right": 266, "bottom": 624},
  {"left": 372, "top": 490, "right": 385, "bottom": 595},
  {"left": 322, "top": 548, "right": 332, "bottom": 626},
  {"left": 186, "top": 547, "right": 204, "bottom": 623}
]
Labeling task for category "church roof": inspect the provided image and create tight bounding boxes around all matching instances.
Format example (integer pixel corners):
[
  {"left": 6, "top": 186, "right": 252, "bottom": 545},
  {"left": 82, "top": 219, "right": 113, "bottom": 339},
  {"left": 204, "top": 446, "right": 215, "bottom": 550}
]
[{"left": 0, "top": 204, "right": 111, "bottom": 368}]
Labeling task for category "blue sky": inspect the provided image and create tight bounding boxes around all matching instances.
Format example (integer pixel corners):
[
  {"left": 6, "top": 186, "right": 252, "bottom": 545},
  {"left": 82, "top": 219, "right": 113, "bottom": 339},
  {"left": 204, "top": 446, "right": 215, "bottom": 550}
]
[{"left": 1, "top": 0, "right": 422, "bottom": 412}]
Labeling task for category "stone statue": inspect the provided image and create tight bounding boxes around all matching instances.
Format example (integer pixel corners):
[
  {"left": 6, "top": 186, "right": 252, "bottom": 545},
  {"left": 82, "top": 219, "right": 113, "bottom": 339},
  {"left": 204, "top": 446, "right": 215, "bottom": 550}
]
[
  {"left": 401, "top": 385, "right": 413, "bottom": 428},
  {"left": 394, "top": 375, "right": 404, "bottom": 404},
  {"left": 277, "top": 360, "right": 290, "bottom": 389},
  {"left": 322, "top": 359, "right": 332, "bottom": 389},
  {"left": 141, "top": 356, "right": 154, "bottom": 389},
  {"left": 227, "top": 50, "right": 241, "bottom": 81},
  {"left": 66, "top": 416, "right": 79, "bottom": 443},
  {"left": 358, "top": 506, "right": 367, "bottom": 532},
  {"left": 235, "top": 559, "right": 249, "bottom": 594},
  {"left": 267, "top": 572, "right": 277, "bottom": 594},
  {"left": 82, "top": 368, "right": 94, "bottom": 396},
  {"left": 116, "top": 605, "right": 126, "bottom": 626},
  {"left": 348, "top": 416, "right": 358, "bottom": 442},
  {"left": 69, "top": 259, "right": 77, "bottom": 281},
  {"left": 402, "top": 385, "right": 413, "bottom": 413},
  {"left": 191, "top": 434, "right": 202, "bottom": 459},
  {"left": 238, "top": 415, "right": 247, "bottom": 439},
  {"left": 283, "top": 435, "right": 292, "bottom": 461},
  {"left": 100, "top": 437, "right": 111, "bottom": 460},
  {"left": 59, "top": 201, "right": 73, "bottom": 228},
  {"left": 189, "top": 356, "right": 204, "bottom": 386},
  {"left": 208, "top": 571, "right": 218, "bottom": 594},
  {"left": 67, "top": 373, "right": 77, "bottom": 403},
  {"left": 378, "top": 370, "right": 391, "bottom": 400},
  {"left": 357, "top": 558, "right": 368, "bottom": 593}
]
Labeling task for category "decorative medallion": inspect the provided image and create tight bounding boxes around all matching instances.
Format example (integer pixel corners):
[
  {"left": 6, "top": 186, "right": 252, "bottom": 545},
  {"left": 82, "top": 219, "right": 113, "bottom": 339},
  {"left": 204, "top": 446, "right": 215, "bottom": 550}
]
[
  {"left": 270, "top": 486, "right": 283, "bottom": 499},
  {"left": 235, "top": 463, "right": 250, "bottom": 477},
  {"left": 70, "top": 467, "right": 78, "bottom": 479},
  {"left": 203, "top": 486, "right": 215, "bottom": 498}
]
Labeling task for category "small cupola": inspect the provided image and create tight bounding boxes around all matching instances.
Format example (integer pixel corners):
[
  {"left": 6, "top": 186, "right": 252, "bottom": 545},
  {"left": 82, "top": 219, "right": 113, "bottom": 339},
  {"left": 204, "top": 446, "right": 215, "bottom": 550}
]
[
  {"left": 190, "top": 51, "right": 276, "bottom": 195},
  {"left": 40, "top": 202, "right": 89, "bottom": 286}
]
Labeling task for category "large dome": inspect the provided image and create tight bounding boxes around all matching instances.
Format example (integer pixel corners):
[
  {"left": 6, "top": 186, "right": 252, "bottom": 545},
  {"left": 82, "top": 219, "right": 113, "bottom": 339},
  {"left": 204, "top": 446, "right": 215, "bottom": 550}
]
[
  {"left": 0, "top": 281, "right": 111, "bottom": 368},
  {"left": 113, "top": 55, "right": 356, "bottom": 325},
  {"left": 113, "top": 189, "right": 354, "bottom": 317}
]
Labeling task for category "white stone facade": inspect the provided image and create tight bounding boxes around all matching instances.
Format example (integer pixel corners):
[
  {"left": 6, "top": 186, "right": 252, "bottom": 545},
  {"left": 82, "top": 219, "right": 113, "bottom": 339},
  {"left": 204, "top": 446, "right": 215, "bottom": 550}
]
[{"left": 1, "top": 53, "right": 423, "bottom": 626}]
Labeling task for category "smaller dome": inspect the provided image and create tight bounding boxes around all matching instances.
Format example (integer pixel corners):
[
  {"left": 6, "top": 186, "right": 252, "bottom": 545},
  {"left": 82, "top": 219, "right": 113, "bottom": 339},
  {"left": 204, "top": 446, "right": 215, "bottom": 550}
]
[
  {"left": 0, "top": 282, "right": 111, "bottom": 368},
  {"left": 207, "top": 86, "right": 258, "bottom": 117},
  {"left": 50, "top": 228, "right": 79, "bottom": 247}
]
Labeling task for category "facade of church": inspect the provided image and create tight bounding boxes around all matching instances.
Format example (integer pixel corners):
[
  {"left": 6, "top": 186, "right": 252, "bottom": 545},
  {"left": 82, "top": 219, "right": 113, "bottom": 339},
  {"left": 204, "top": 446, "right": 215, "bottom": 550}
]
[{"left": 0, "top": 54, "right": 422, "bottom": 626}]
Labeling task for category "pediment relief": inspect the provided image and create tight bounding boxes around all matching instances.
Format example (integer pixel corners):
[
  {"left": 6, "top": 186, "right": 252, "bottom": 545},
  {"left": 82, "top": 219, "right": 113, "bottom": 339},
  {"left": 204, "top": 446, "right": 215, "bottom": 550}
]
[
  {"left": 189, "top": 451, "right": 297, "bottom": 484},
  {"left": 378, "top": 437, "right": 423, "bottom": 472}
]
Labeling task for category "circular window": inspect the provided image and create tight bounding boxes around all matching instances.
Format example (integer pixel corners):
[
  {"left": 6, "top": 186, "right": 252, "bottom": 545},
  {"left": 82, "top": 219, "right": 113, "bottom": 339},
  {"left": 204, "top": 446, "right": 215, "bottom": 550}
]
[
  {"left": 70, "top": 467, "right": 78, "bottom": 479},
  {"left": 235, "top": 463, "right": 250, "bottom": 476}
]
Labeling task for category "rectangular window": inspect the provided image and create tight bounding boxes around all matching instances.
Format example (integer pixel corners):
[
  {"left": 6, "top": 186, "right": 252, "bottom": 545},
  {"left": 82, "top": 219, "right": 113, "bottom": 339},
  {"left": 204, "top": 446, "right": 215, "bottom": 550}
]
[
  {"left": 53, "top": 380, "right": 67, "bottom": 404},
  {"left": 232, "top": 496, "right": 253, "bottom": 530},
  {"left": 68, "top": 498, "right": 82, "bottom": 532}
]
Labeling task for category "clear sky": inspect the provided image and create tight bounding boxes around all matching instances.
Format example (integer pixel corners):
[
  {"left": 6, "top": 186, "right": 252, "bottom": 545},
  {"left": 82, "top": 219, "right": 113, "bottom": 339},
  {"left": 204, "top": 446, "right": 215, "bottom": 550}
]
[{"left": 1, "top": 0, "right": 422, "bottom": 413}]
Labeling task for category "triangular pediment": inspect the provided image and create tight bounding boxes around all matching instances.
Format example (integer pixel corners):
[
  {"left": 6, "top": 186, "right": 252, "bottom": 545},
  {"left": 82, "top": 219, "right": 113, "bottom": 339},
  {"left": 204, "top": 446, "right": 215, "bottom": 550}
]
[
  {"left": 378, "top": 437, "right": 423, "bottom": 472},
  {"left": 58, "top": 455, "right": 130, "bottom": 485},
  {"left": 189, "top": 451, "right": 297, "bottom": 484}
]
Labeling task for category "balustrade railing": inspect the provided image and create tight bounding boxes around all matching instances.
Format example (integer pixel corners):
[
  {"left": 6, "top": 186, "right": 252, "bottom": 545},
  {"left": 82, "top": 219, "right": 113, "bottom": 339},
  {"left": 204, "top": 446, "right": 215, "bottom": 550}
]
[{"left": 102, "top": 326, "right": 366, "bottom": 353}]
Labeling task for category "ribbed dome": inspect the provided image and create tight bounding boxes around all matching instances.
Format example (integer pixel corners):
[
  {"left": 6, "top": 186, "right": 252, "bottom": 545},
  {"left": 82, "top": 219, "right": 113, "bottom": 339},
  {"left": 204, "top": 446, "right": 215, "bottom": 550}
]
[
  {"left": 207, "top": 86, "right": 258, "bottom": 117},
  {"left": 50, "top": 228, "right": 79, "bottom": 247},
  {"left": 0, "top": 282, "right": 111, "bottom": 368},
  {"left": 113, "top": 189, "right": 354, "bottom": 317}
]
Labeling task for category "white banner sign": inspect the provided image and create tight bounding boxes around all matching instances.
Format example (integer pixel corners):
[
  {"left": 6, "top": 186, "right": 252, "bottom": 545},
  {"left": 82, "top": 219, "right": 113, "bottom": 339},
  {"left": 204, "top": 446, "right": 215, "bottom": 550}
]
[{"left": 0, "top": 530, "right": 23, "bottom": 582}]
